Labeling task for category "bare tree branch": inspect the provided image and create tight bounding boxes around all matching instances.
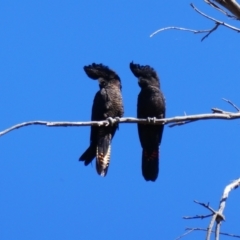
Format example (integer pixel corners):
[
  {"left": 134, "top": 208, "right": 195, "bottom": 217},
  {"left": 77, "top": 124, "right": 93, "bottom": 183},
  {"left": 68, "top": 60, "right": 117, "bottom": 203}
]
[
  {"left": 205, "top": 0, "right": 237, "bottom": 18},
  {"left": 176, "top": 227, "right": 240, "bottom": 239},
  {"left": 1, "top": 107, "right": 240, "bottom": 137},
  {"left": 213, "top": 0, "right": 240, "bottom": 18},
  {"left": 191, "top": 3, "right": 240, "bottom": 32},
  {"left": 179, "top": 179, "right": 240, "bottom": 239},
  {"left": 150, "top": 3, "right": 240, "bottom": 41},
  {"left": 222, "top": 98, "right": 240, "bottom": 112},
  {"left": 218, "top": 178, "right": 240, "bottom": 217},
  {"left": 194, "top": 200, "right": 218, "bottom": 215},
  {"left": 150, "top": 26, "right": 211, "bottom": 38},
  {"left": 1, "top": 100, "right": 239, "bottom": 137},
  {"left": 150, "top": 25, "right": 220, "bottom": 41},
  {"left": 201, "top": 23, "right": 220, "bottom": 41},
  {"left": 207, "top": 213, "right": 217, "bottom": 240},
  {"left": 175, "top": 228, "right": 195, "bottom": 240},
  {"left": 183, "top": 213, "right": 213, "bottom": 220}
]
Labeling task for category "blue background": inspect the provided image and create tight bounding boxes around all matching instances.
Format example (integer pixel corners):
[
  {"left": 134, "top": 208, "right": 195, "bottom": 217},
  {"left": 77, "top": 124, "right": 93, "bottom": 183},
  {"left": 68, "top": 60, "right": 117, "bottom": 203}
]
[{"left": 0, "top": 1, "right": 240, "bottom": 239}]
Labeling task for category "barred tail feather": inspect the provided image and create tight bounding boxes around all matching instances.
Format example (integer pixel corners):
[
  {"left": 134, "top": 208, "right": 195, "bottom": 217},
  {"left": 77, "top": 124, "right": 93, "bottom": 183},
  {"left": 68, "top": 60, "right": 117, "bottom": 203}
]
[
  {"left": 96, "top": 136, "right": 111, "bottom": 177},
  {"left": 79, "top": 145, "right": 96, "bottom": 166},
  {"left": 142, "top": 149, "right": 159, "bottom": 181}
]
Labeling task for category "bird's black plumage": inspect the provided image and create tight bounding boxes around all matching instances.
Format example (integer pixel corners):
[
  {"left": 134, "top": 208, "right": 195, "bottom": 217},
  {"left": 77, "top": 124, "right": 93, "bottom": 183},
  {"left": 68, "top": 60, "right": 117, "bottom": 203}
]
[
  {"left": 130, "top": 62, "right": 166, "bottom": 181},
  {"left": 79, "top": 63, "right": 124, "bottom": 177}
]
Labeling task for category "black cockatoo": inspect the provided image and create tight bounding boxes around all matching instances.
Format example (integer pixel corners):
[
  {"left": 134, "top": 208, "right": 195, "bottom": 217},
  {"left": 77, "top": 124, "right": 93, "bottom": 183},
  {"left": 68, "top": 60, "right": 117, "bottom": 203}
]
[
  {"left": 79, "top": 63, "right": 124, "bottom": 177},
  {"left": 130, "top": 62, "right": 166, "bottom": 181}
]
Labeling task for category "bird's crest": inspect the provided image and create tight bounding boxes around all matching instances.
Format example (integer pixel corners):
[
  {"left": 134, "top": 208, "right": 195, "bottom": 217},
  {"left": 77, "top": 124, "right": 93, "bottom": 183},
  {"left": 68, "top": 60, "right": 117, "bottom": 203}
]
[
  {"left": 129, "top": 62, "right": 159, "bottom": 80},
  {"left": 84, "top": 63, "right": 121, "bottom": 82}
]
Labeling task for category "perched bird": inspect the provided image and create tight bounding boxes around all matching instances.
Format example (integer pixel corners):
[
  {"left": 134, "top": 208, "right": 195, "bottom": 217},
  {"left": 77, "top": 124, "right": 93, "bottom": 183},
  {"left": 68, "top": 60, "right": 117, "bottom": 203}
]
[
  {"left": 79, "top": 63, "right": 124, "bottom": 177},
  {"left": 129, "top": 62, "right": 166, "bottom": 181}
]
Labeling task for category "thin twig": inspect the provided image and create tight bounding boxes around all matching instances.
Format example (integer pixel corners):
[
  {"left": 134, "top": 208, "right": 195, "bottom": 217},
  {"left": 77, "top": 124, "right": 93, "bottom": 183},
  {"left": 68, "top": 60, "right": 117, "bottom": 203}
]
[
  {"left": 174, "top": 228, "right": 195, "bottom": 240},
  {"left": 201, "top": 23, "right": 220, "bottom": 41},
  {"left": 213, "top": 0, "right": 240, "bottom": 19},
  {"left": 168, "top": 119, "right": 198, "bottom": 128},
  {"left": 212, "top": 108, "right": 226, "bottom": 114},
  {"left": 150, "top": 26, "right": 211, "bottom": 38},
  {"left": 184, "top": 227, "right": 240, "bottom": 238},
  {"left": 204, "top": 0, "right": 237, "bottom": 18},
  {"left": 191, "top": 3, "right": 240, "bottom": 33},
  {"left": 175, "top": 227, "right": 240, "bottom": 239},
  {"left": 183, "top": 213, "right": 213, "bottom": 220},
  {"left": 194, "top": 200, "right": 217, "bottom": 215},
  {"left": 222, "top": 98, "right": 240, "bottom": 112}
]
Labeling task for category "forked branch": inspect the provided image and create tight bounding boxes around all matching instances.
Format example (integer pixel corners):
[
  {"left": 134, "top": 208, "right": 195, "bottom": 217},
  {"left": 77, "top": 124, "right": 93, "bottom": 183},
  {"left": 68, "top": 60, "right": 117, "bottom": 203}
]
[
  {"left": 150, "top": 3, "right": 240, "bottom": 41},
  {"left": 176, "top": 178, "right": 240, "bottom": 239}
]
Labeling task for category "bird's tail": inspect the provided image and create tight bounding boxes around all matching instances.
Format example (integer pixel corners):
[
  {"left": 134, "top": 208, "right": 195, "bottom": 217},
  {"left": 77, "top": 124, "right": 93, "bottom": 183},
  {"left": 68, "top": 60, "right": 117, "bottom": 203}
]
[
  {"left": 79, "top": 144, "right": 96, "bottom": 166},
  {"left": 142, "top": 148, "right": 159, "bottom": 181},
  {"left": 96, "top": 135, "right": 111, "bottom": 177}
]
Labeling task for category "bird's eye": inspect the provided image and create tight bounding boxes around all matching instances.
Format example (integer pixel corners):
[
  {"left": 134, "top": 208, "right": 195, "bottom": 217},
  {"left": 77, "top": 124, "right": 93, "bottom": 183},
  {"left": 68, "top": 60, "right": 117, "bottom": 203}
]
[{"left": 98, "top": 78, "right": 104, "bottom": 84}]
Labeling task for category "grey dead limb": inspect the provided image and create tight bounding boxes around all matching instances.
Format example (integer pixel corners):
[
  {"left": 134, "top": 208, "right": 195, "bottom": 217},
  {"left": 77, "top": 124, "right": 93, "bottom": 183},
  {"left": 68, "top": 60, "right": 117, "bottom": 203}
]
[
  {"left": 1, "top": 98, "right": 240, "bottom": 137},
  {"left": 175, "top": 227, "right": 240, "bottom": 239},
  {"left": 175, "top": 179, "right": 240, "bottom": 240},
  {"left": 209, "top": 0, "right": 240, "bottom": 19},
  {"left": 150, "top": 2, "right": 240, "bottom": 41}
]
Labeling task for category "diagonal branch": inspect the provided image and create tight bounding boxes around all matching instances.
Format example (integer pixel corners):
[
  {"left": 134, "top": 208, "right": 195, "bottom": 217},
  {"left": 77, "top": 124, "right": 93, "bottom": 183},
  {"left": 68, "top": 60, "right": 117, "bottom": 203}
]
[
  {"left": 150, "top": 3, "right": 240, "bottom": 41},
  {"left": 213, "top": 0, "right": 240, "bottom": 19},
  {"left": 201, "top": 23, "right": 220, "bottom": 41},
  {"left": 191, "top": 3, "right": 240, "bottom": 33},
  {"left": 194, "top": 200, "right": 217, "bottom": 215},
  {"left": 175, "top": 228, "right": 195, "bottom": 240},
  {"left": 205, "top": 0, "right": 237, "bottom": 18},
  {"left": 218, "top": 179, "right": 240, "bottom": 216},
  {"left": 222, "top": 98, "right": 240, "bottom": 112},
  {"left": 210, "top": 179, "right": 240, "bottom": 239}
]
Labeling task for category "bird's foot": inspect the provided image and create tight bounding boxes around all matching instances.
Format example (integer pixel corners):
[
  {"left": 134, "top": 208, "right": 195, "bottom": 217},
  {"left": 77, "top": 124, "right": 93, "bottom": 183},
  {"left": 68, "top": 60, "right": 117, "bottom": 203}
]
[
  {"left": 147, "top": 117, "right": 156, "bottom": 124},
  {"left": 106, "top": 117, "right": 115, "bottom": 126},
  {"left": 115, "top": 117, "right": 121, "bottom": 129},
  {"left": 114, "top": 117, "right": 120, "bottom": 123}
]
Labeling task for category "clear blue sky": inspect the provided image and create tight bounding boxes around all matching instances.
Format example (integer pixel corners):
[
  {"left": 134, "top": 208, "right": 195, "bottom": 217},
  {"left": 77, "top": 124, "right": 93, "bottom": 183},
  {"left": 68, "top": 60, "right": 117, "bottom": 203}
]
[{"left": 0, "top": 1, "right": 240, "bottom": 239}]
